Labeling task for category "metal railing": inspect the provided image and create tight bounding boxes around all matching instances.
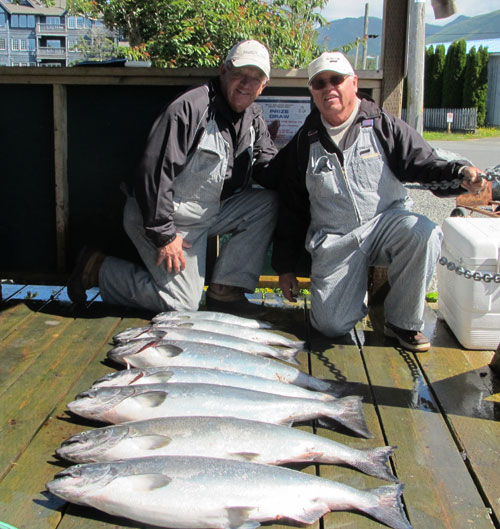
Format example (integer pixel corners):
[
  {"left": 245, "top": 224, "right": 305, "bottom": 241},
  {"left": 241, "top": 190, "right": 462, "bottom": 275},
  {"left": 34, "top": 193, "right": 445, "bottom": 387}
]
[
  {"left": 37, "top": 47, "right": 66, "bottom": 58},
  {"left": 37, "top": 23, "right": 66, "bottom": 34}
]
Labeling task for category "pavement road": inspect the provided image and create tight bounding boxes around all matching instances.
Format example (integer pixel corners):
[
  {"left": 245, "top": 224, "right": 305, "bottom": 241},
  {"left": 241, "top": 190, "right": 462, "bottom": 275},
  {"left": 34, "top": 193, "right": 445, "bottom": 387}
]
[{"left": 428, "top": 137, "right": 500, "bottom": 170}]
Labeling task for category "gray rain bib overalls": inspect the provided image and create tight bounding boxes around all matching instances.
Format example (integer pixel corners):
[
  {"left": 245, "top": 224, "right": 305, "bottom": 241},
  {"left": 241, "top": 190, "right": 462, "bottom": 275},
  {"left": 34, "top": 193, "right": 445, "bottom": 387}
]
[
  {"left": 305, "top": 120, "right": 442, "bottom": 336},
  {"left": 99, "top": 115, "right": 277, "bottom": 312}
]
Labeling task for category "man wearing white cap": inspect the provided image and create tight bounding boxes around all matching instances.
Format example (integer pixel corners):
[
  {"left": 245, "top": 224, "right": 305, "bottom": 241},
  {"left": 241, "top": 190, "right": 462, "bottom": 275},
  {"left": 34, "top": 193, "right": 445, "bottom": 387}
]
[
  {"left": 68, "top": 40, "right": 277, "bottom": 316},
  {"left": 271, "top": 51, "right": 486, "bottom": 351}
]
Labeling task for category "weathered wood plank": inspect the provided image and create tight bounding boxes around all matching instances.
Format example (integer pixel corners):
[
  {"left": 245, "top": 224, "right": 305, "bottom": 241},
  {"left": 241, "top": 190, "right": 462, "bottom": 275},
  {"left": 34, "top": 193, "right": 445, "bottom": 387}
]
[
  {"left": 0, "top": 312, "right": 122, "bottom": 480},
  {"left": 0, "top": 316, "right": 149, "bottom": 529},
  {"left": 0, "top": 309, "right": 74, "bottom": 398},
  {"left": 308, "top": 324, "right": 394, "bottom": 529},
  {"left": 415, "top": 315, "right": 500, "bottom": 525},
  {"left": 359, "top": 307, "right": 495, "bottom": 529},
  {"left": 0, "top": 301, "right": 36, "bottom": 341}
]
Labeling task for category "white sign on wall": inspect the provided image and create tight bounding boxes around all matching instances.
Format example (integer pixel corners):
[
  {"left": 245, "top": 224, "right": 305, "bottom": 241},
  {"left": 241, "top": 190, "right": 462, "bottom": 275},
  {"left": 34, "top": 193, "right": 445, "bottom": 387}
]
[{"left": 257, "top": 96, "right": 311, "bottom": 149}]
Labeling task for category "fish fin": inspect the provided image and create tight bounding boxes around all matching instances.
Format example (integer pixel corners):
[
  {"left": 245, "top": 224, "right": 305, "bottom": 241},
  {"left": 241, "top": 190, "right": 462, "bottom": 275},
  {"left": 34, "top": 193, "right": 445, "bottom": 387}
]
[
  {"left": 125, "top": 474, "right": 172, "bottom": 491},
  {"left": 230, "top": 452, "right": 261, "bottom": 462},
  {"left": 363, "top": 484, "right": 412, "bottom": 529},
  {"left": 133, "top": 434, "right": 172, "bottom": 450},
  {"left": 356, "top": 446, "right": 398, "bottom": 482},
  {"left": 301, "top": 451, "right": 324, "bottom": 461},
  {"left": 288, "top": 506, "right": 329, "bottom": 524},
  {"left": 324, "top": 396, "right": 373, "bottom": 438},
  {"left": 225, "top": 507, "right": 259, "bottom": 529},
  {"left": 134, "top": 391, "right": 168, "bottom": 407}
]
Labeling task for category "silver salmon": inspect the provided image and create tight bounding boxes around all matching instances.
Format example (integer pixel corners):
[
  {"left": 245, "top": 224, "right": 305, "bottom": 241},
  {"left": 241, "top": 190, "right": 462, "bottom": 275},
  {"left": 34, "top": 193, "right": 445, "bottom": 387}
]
[
  {"left": 56, "top": 415, "right": 397, "bottom": 481},
  {"left": 112, "top": 327, "right": 300, "bottom": 365},
  {"left": 149, "top": 319, "right": 305, "bottom": 349},
  {"left": 107, "top": 338, "right": 332, "bottom": 392},
  {"left": 152, "top": 310, "right": 272, "bottom": 329},
  {"left": 46, "top": 456, "right": 412, "bottom": 529},
  {"left": 91, "top": 366, "right": 335, "bottom": 401},
  {"left": 66, "top": 382, "right": 372, "bottom": 438}
]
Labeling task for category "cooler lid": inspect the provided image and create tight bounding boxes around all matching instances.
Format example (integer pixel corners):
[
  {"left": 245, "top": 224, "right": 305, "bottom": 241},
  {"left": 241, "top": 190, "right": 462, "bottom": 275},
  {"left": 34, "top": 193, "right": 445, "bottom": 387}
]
[{"left": 442, "top": 218, "right": 500, "bottom": 267}]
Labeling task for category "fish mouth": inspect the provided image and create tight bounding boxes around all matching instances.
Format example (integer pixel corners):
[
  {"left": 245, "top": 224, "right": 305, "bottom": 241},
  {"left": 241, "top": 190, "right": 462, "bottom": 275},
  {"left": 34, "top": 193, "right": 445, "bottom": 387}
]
[{"left": 57, "top": 427, "right": 128, "bottom": 462}]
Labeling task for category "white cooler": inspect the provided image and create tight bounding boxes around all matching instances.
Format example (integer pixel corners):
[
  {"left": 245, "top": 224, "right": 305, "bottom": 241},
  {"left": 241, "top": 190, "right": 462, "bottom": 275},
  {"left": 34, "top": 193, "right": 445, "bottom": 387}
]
[{"left": 437, "top": 217, "right": 500, "bottom": 350}]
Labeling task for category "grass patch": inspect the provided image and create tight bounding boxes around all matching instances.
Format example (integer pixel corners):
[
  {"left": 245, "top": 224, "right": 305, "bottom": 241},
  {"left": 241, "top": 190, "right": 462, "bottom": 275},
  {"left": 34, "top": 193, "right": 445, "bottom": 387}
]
[
  {"left": 426, "top": 292, "right": 439, "bottom": 303},
  {"left": 423, "top": 127, "right": 500, "bottom": 141}
]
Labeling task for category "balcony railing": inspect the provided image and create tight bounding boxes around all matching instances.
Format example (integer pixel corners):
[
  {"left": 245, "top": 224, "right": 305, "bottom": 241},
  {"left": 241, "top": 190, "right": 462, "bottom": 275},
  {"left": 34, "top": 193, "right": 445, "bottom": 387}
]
[
  {"left": 37, "top": 23, "right": 66, "bottom": 34},
  {"left": 37, "top": 47, "right": 66, "bottom": 58}
]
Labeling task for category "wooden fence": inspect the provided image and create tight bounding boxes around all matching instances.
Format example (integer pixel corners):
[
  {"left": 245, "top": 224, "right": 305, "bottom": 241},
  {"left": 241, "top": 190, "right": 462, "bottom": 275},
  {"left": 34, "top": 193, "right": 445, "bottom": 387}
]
[{"left": 402, "top": 107, "right": 477, "bottom": 132}]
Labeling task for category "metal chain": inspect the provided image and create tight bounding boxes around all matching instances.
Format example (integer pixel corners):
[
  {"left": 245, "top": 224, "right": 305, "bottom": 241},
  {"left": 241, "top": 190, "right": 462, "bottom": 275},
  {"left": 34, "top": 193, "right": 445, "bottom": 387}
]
[
  {"left": 423, "top": 163, "right": 500, "bottom": 191},
  {"left": 481, "top": 163, "right": 500, "bottom": 183},
  {"left": 437, "top": 163, "right": 500, "bottom": 284},
  {"left": 438, "top": 256, "right": 500, "bottom": 284}
]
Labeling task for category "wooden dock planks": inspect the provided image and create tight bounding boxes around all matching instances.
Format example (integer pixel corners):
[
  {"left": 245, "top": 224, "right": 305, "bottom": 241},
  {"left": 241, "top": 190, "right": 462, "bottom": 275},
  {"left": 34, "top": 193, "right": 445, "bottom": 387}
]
[{"left": 0, "top": 292, "right": 498, "bottom": 529}]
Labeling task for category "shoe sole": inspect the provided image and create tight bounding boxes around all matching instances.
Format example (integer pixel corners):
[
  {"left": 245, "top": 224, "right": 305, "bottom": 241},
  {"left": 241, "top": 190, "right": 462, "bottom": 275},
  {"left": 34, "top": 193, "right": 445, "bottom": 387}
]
[{"left": 383, "top": 326, "right": 431, "bottom": 352}]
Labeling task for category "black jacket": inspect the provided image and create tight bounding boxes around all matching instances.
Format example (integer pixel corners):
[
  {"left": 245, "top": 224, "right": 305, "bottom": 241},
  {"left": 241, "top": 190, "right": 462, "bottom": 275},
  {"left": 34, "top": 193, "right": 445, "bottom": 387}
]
[
  {"left": 269, "top": 95, "right": 469, "bottom": 275},
  {"left": 135, "top": 78, "right": 278, "bottom": 247}
]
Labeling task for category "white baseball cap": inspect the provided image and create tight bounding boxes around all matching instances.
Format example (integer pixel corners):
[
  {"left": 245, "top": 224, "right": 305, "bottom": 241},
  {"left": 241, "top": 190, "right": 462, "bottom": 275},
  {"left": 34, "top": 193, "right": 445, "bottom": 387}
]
[
  {"left": 308, "top": 52, "right": 355, "bottom": 83},
  {"left": 226, "top": 40, "right": 271, "bottom": 78}
]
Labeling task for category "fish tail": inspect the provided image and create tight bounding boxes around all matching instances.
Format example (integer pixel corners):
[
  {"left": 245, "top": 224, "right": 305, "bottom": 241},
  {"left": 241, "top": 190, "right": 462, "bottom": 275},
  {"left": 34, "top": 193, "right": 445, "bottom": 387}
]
[
  {"left": 356, "top": 446, "right": 398, "bottom": 482},
  {"left": 277, "top": 347, "right": 301, "bottom": 365},
  {"left": 324, "top": 396, "right": 373, "bottom": 438},
  {"left": 363, "top": 484, "right": 412, "bottom": 529},
  {"left": 285, "top": 339, "right": 306, "bottom": 350}
]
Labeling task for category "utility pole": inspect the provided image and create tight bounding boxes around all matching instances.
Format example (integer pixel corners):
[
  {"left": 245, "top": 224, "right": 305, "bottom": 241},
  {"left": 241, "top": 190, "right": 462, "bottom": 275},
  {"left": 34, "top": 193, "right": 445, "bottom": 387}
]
[
  {"left": 362, "top": 3, "right": 369, "bottom": 70},
  {"left": 354, "top": 37, "right": 360, "bottom": 70},
  {"left": 406, "top": 0, "right": 425, "bottom": 135}
]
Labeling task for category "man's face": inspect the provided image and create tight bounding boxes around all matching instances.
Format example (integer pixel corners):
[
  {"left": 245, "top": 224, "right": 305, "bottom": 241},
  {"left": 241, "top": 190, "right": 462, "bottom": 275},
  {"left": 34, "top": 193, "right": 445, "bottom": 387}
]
[
  {"left": 309, "top": 72, "right": 359, "bottom": 126},
  {"left": 220, "top": 64, "right": 268, "bottom": 113}
]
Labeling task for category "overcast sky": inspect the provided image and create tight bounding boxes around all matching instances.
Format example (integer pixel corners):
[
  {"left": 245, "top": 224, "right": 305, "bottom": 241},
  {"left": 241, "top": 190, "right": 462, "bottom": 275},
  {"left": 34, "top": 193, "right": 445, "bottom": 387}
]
[{"left": 321, "top": 0, "right": 498, "bottom": 25}]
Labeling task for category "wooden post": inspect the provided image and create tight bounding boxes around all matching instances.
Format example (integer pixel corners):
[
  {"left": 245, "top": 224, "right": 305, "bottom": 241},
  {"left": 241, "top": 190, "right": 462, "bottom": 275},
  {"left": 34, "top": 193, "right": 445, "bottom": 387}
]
[
  {"left": 406, "top": 0, "right": 426, "bottom": 135},
  {"left": 380, "top": 0, "right": 408, "bottom": 117},
  {"left": 53, "top": 84, "right": 69, "bottom": 272},
  {"left": 489, "top": 343, "right": 500, "bottom": 376}
]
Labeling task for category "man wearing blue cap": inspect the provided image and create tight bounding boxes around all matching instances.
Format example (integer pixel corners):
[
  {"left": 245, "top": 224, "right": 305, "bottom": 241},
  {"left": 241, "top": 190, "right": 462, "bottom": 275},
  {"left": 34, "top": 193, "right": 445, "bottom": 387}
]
[
  {"left": 68, "top": 40, "right": 277, "bottom": 316},
  {"left": 271, "top": 51, "right": 486, "bottom": 351}
]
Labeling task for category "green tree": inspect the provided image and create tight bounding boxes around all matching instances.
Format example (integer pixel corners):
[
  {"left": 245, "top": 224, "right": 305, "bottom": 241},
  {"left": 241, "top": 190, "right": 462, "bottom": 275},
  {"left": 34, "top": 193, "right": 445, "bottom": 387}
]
[
  {"left": 463, "top": 46, "right": 480, "bottom": 107},
  {"left": 477, "top": 46, "right": 489, "bottom": 126},
  {"left": 64, "top": 0, "right": 327, "bottom": 68},
  {"left": 442, "top": 39, "right": 467, "bottom": 108},
  {"left": 432, "top": 44, "right": 446, "bottom": 107},
  {"left": 463, "top": 45, "right": 489, "bottom": 126},
  {"left": 424, "top": 44, "right": 445, "bottom": 108},
  {"left": 424, "top": 45, "right": 434, "bottom": 108}
]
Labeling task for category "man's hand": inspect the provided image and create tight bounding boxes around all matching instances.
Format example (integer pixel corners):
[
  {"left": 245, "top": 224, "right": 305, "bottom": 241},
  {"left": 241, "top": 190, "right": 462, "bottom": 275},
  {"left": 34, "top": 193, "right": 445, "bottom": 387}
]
[
  {"left": 156, "top": 235, "right": 192, "bottom": 274},
  {"left": 279, "top": 272, "right": 299, "bottom": 303},
  {"left": 460, "top": 166, "right": 488, "bottom": 195}
]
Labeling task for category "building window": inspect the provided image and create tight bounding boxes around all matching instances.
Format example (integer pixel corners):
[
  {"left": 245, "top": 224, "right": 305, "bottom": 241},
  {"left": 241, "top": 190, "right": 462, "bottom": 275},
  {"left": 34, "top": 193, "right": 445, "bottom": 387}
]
[
  {"left": 0, "top": 13, "right": 6, "bottom": 27},
  {"left": 77, "top": 16, "right": 84, "bottom": 28},
  {"left": 0, "top": 38, "right": 6, "bottom": 50},
  {"left": 28, "top": 38, "right": 35, "bottom": 51},
  {"left": 20, "top": 39, "right": 27, "bottom": 50},
  {"left": 46, "top": 16, "right": 60, "bottom": 25},
  {"left": 47, "top": 39, "right": 61, "bottom": 48},
  {"left": 9, "top": 13, "right": 35, "bottom": 28},
  {"left": 67, "top": 16, "right": 75, "bottom": 29},
  {"left": 11, "top": 38, "right": 19, "bottom": 50}
]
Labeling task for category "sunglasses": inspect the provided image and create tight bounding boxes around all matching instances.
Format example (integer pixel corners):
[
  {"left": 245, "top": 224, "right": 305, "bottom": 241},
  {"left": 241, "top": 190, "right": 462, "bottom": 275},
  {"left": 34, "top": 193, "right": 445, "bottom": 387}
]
[{"left": 310, "top": 74, "right": 350, "bottom": 90}]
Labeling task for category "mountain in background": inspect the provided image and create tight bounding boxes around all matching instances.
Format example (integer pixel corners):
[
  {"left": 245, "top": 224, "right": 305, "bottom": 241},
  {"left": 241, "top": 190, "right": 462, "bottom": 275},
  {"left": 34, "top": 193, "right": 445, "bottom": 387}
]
[{"left": 317, "top": 9, "right": 500, "bottom": 62}]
